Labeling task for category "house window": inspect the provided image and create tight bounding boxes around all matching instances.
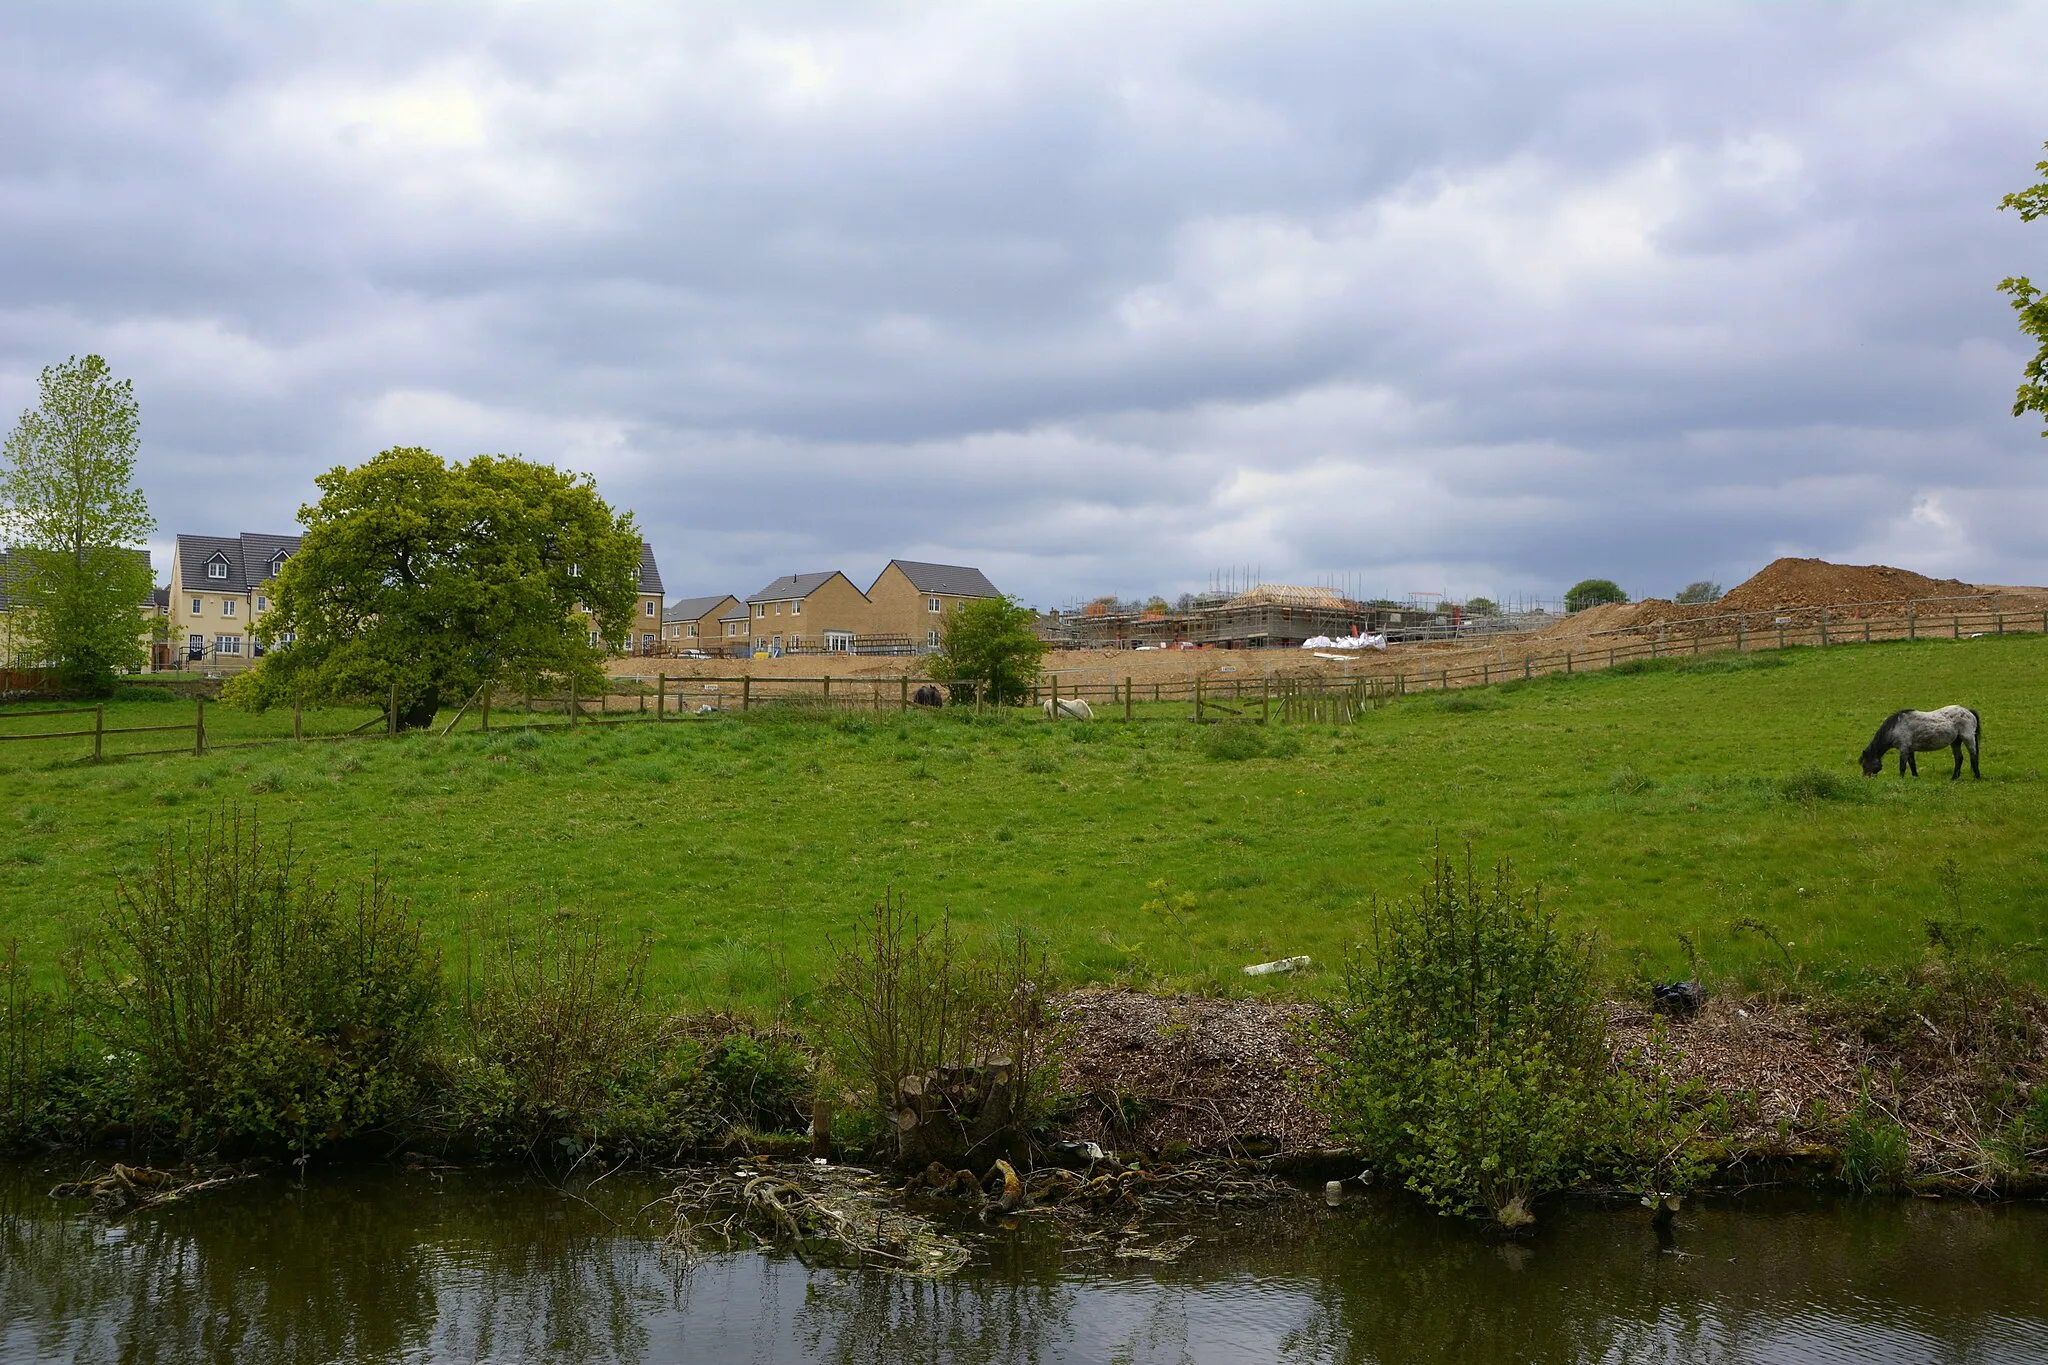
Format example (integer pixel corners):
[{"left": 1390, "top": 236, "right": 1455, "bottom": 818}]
[
  {"left": 791, "top": 600, "right": 801, "bottom": 616},
  {"left": 927, "top": 629, "right": 940, "bottom": 647},
  {"left": 825, "top": 630, "right": 854, "bottom": 652},
  {"left": 255, "top": 595, "right": 267, "bottom": 612},
  {"left": 589, "top": 631, "right": 600, "bottom": 647},
  {"left": 687, "top": 623, "right": 698, "bottom": 638},
  {"left": 641, "top": 633, "right": 655, "bottom": 652},
  {"left": 774, "top": 602, "right": 783, "bottom": 616},
  {"left": 268, "top": 552, "right": 288, "bottom": 578},
  {"left": 206, "top": 556, "right": 228, "bottom": 580},
  {"left": 645, "top": 600, "right": 656, "bottom": 617},
  {"left": 190, "top": 598, "right": 203, "bottom": 615},
  {"left": 929, "top": 597, "right": 942, "bottom": 612},
  {"left": 216, "top": 634, "right": 242, "bottom": 655},
  {"left": 221, "top": 599, "right": 237, "bottom": 618},
  {"left": 755, "top": 604, "right": 766, "bottom": 618}
]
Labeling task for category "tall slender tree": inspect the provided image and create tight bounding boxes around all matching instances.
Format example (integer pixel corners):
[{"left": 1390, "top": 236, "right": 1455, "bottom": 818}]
[{"left": 0, "top": 355, "right": 156, "bottom": 690}]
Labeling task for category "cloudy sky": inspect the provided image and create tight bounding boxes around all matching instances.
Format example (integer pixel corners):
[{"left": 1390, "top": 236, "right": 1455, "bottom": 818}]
[{"left": 3, "top": 1, "right": 2046, "bottom": 608}]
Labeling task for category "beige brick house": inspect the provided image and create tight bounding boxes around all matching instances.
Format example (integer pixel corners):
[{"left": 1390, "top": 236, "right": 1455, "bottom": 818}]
[
  {"left": 737, "top": 571, "right": 872, "bottom": 656},
  {"left": 0, "top": 548, "right": 159, "bottom": 670},
  {"left": 660, "top": 594, "right": 742, "bottom": 653},
  {"left": 572, "top": 545, "right": 666, "bottom": 656},
  {"left": 167, "top": 533, "right": 301, "bottom": 672},
  {"left": 864, "top": 560, "right": 1002, "bottom": 651}
]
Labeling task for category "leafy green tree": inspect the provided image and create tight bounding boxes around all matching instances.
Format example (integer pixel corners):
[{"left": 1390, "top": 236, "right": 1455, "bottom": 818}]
[
  {"left": 926, "top": 594, "right": 1047, "bottom": 706},
  {"left": 1564, "top": 579, "right": 1627, "bottom": 613},
  {"left": 0, "top": 355, "right": 156, "bottom": 691},
  {"left": 1999, "top": 142, "right": 2048, "bottom": 434},
  {"left": 224, "top": 447, "right": 641, "bottom": 728},
  {"left": 1461, "top": 597, "right": 1500, "bottom": 616},
  {"left": 1674, "top": 580, "right": 1722, "bottom": 605}
]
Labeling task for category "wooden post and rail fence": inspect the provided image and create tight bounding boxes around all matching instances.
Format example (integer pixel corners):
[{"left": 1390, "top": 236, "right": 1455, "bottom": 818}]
[{"left": 1, "top": 599, "right": 2043, "bottom": 761}]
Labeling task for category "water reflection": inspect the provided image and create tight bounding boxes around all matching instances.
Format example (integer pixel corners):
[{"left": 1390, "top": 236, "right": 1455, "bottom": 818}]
[{"left": 3, "top": 1164, "right": 2045, "bottom": 1364}]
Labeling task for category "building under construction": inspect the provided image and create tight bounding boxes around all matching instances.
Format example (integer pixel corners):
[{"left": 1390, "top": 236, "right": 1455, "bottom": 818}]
[{"left": 1044, "top": 584, "right": 1425, "bottom": 650}]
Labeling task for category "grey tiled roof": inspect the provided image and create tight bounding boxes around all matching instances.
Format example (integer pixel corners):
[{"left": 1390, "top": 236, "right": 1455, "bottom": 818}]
[
  {"left": 1, "top": 547, "right": 153, "bottom": 609},
  {"left": 176, "top": 533, "right": 302, "bottom": 593},
  {"left": 886, "top": 560, "right": 1000, "bottom": 598},
  {"left": 718, "top": 602, "right": 751, "bottom": 622},
  {"left": 663, "top": 594, "right": 737, "bottom": 624},
  {"left": 637, "top": 544, "right": 664, "bottom": 596},
  {"left": 745, "top": 571, "right": 859, "bottom": 604}
]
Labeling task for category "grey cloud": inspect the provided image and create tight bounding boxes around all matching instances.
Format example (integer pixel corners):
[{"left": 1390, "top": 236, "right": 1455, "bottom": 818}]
[{"left": 3, "top": 1, "right": 2046, "bottom": 608}]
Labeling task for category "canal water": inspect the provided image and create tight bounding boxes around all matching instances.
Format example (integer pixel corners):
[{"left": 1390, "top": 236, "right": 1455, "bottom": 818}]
[{"left": 2, "top": 1162, "right": 2043, "bottom": 1363}]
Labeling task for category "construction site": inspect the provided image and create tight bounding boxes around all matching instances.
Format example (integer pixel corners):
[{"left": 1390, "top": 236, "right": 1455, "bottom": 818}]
[{"left": 1039, "top": 583, "right": 1555, "bottom": 651}]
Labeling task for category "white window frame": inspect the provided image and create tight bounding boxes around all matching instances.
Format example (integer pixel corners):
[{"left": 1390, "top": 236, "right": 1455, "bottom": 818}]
[
  {"left": 206, "top": 556, "right": 229, "bottom": 580},
  {"left": 927, "top": 629, "right": 941, "bottom": 647},
  {"left": 791, "top": 599, "right": 802, "bottom": 616},
  {"left": 929, "top": 596, "right": 943, "bottom": 612},
  {"left": 268, "top": 552, "right": 288, "bottom": 578},
  {"left": 221, "top": 599, "right": 237, "bottom": 618},
  {"left": 824, "top": 629, "right": 854, "bottom": 652},
  {"left": 686, "top": 622, "right": 698, "bottom": 638},
  {"left": 755, "top": 603, "right": 766, "bottom": 618},
  {"left": 589, "top": 630, "right": 601, "bottom": 647},
  {"left": 215, "top": 634, "right": 242, "bottom": 655},
  {"left": 645, "top": 600, "right": 656, "bottom": 617},
  {"left": 190, "top": 598, "right": 204, "bottom": 615},
  {"left": 255, "top": 595, "right": 267, "bottom": 612}
]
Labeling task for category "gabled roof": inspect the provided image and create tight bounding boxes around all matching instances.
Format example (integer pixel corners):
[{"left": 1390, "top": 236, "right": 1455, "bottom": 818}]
[
  {"left": 745, "top": 571, "right": 861, "bottom": 604},
  {"left": 1, "top": 547, "right": 154, "bottom": 610},
  {"left": 636, "top": 544, "right": 664, "bottom": 596},
  {"left": 174, "top": 533, "right": 302, "bottom": 593},
  {"left": 663, "top": 594, "right": 738, "bottom": 624},
  {"left": 883, "top": 560, "right": 1000, "bottom": 599},
  {"left": 718, "top": 602, "right": 751, "bottom": 622}
]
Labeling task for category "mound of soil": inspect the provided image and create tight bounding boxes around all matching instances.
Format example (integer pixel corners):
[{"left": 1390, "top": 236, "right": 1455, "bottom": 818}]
[
  {"left": 1538, "top": 600, "right": 1649, "bottom": 637},
  {"left": 1718, "top": 558, "right": 1979, "bottom": 614}
]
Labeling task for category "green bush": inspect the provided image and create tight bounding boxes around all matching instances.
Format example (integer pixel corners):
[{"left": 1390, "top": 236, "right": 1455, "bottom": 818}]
[
  {"left": 1201, "top": 725, "right": 1267, "bottom": 762},
  {"left": 1609, "top": 766, "right": 1657, "bottom": 796},
  {"left": 1780, "top": 765, "right": 1851, "bottom": 803},
  {"left": 702, "top": 1028, "right": 812, "bottom": 1132},
  {"left": 1840, "top": 1092, "right": 1911, "bottom": 1192},
  {"left": 85, "top": 810, "right": 441, "bottom": 1155},
  {"left": 1314, "top": 849, "right": 1612, "bottom": 1228},
  {"left": 442, "top": 912, "right": 708, "bottom": 1160}
]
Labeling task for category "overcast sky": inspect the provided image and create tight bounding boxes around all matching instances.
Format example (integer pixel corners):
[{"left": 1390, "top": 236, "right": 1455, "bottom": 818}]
[{"left": 3, "top": 2, "right": 2046, "bottom": 608}]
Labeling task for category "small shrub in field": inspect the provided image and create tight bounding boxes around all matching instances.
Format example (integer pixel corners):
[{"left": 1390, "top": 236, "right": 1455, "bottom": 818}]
[
  {"left": 86, "top": 810, "right": 441, "bottom": 1155},
  {"left": 701, "top": 1029, "right": 811, "bottom": 1132},
  {"left": 335, "top": 752, "right": 365, "bottom": 774},
  {"left": 1609, "top": 767, "right": 1657, "bottom": 796},
  {"left": 1780, "top": 766, "right": 1850, "bottom": 803},
  {"left": 1020, "top": 749, "right": 1060, "bottom": 774},
  {"left": 247, "top": 766, "right": 289, "bottom": 794},
  {"left": 1314, "top": 849, "right": 1611, "bottom": 1228},
  {"left": 1201, "top": 725, "right": 1266, "bottom": 762}
]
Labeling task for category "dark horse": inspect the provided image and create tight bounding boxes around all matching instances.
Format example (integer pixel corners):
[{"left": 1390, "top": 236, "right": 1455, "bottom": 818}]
[{"left": 1860, "top": 705, "right": 1981, "bottom": 779}]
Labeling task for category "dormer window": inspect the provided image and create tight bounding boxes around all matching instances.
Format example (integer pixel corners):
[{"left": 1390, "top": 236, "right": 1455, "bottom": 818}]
[
  {"left": 206, "top": 554, "right": 229, "bottom": 580},
  {"left": 267, "top": 551, "right": 289, "bottom": 579}
]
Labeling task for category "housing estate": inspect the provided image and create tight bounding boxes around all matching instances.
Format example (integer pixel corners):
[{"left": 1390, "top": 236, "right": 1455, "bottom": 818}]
[
  {"left": 166, "top": 533, "right": 301, "bottom": 672},
  {"left": 700, "top": 560, "right": 1004, "bottom": 657},
  {"left": 733, "top": 571, "right": 872, "bottom": 656},
  {"left": 571, "top": 545, "right": 667, "bottom": 656}
]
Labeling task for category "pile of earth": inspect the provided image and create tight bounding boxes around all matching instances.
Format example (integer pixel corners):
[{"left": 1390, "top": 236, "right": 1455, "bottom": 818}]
[{"left": 1715, "top": 558, "right": 1979, "bottom": 613}]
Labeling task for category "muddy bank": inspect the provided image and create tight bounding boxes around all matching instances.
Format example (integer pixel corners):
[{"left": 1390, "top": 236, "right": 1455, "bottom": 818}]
[{"left": 1045, "top": 986, "right": 2045, "bottom": 1188}]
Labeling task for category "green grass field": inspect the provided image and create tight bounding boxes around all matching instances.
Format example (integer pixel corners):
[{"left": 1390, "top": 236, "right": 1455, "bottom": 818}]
[{"left": 3, "top": 634, "right": 2044, "bottom": 1012}]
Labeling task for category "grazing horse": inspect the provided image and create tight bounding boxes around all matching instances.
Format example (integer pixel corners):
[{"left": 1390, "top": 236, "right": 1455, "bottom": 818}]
[
  {"left": 1860, "top": 705, "right": 1981, "bottom": 779},
  {"left": 912, "top": 684, "right": 944, "bottom": 708},
  {"left": 1042, "top": 697, "right": 1093, "bottom": 720}
]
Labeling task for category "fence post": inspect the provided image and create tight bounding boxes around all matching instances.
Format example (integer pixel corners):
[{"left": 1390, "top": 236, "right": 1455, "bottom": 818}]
[
  {"left": 657, "top": 674, "right": 666, "bottom": 720},
  {"left": 1126, "top": 676, "right": 1135, "bottom": 723},
  {"left": 195, "top": 696, "right": 206, "bottom": 756},
  {"left": 1523, "top": 656, "right": 1531, "bottom": 679},
  {"left": 1997, "top": 613, "right": 2005, "bottom": 636},
  {"left": 823, "top": 674, "right": 831, "bottom": 706},
  {"left": 388, "top": 682, "right": 399, "bottom": 737},
  {"left": 900, "top": 676, "right": 908, "bottom": 711},
  {"left": 293, "top": 699, "right": 303, "bottom": 742},
  {"left": 1820, "top": 608, "right": 1829, "bottom": 647},
  {"left": 482, "top": 689, "right": 490, "bottom": 732},
  {"left": 1737, "top": 617, "right": 1745, "bottom": 653},
  {"left": 1952, "top": 614, "right": 1960, "bottom": 640},
  {"left": 568, "top": 678, "right": 577, "bottom": 726},
  {"left": 1260, "top": 675, "right": 1269, "bottom": 725},
  {"left": 1566, "top": 652, "right": 1573, "bottom": 674},
  {"left": 742, "top": 675, "right": 751, "bottom": 712},
  {"left": 94, "top": 703, "right": 104, "bottom": 763},
  {"left": 1908, "top": 609, "right": 1916, "bottom": 641}
]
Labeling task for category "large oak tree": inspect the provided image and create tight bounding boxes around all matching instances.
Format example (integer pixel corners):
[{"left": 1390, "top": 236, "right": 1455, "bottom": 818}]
[
  {"left": 0, "top": 354, "right": 156, "bottom": 692},
  {"left": 1999, "top": 142, "right": 2048, "bottom": 434},
  {"left": 226, "top": 447, "right": 642, "bottom": 728}
]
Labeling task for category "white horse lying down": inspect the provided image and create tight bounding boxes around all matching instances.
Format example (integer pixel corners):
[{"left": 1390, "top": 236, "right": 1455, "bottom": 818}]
[
  {"left": 1860, "top": 705, "right": 1981, "bottom": 779},
  {"left": 1042, "top": 697, "right": 1093, "bottom": 720}
]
